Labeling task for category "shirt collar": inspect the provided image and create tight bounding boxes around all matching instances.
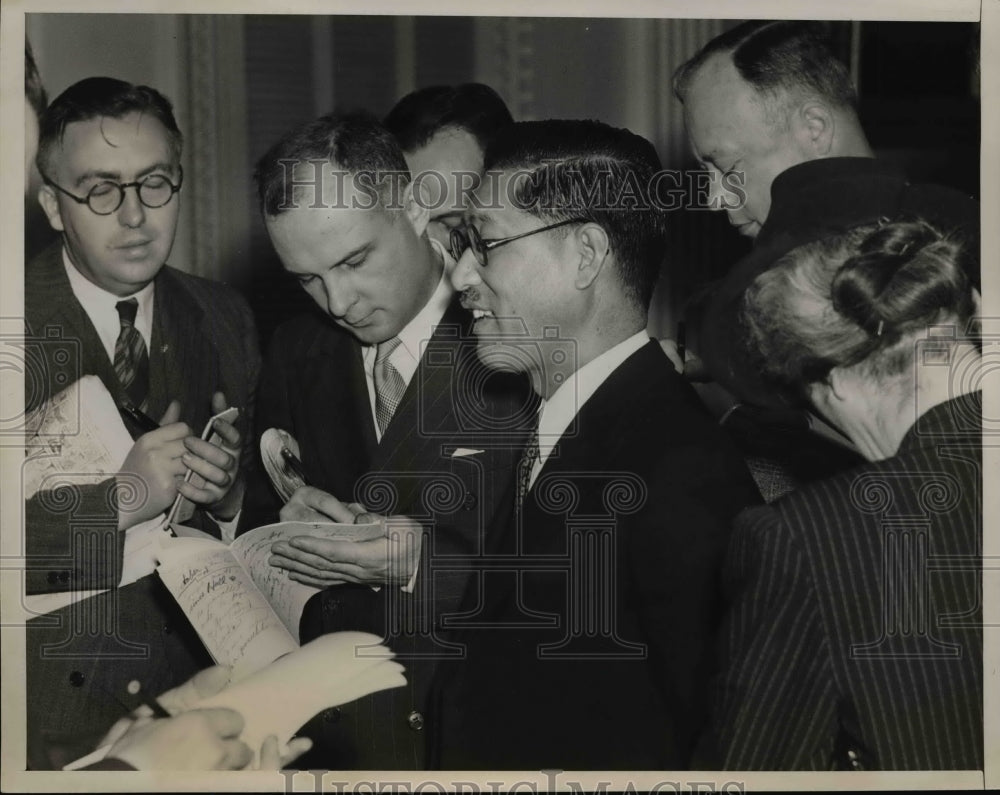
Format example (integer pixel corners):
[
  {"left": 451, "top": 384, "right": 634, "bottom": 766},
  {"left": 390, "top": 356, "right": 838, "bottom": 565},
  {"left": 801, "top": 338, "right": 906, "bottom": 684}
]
[
  {"left": 536, "top": 330, "right": 649, "bottom": 462},
  {"left": 62, "top": 246, "right": 155, "bottom": 354}
]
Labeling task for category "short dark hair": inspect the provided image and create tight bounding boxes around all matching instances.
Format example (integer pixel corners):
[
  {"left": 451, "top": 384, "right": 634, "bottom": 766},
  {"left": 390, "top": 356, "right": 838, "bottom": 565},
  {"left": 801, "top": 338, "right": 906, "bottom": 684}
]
[
  {"left": 742, "top": 219, "right": 976, "bottom": 394},
  {"left": 383, "top": 83, "right": 513, "bottom": 154},
  {"left": 255, "top": 110, "right": 410, "bottom": 217},
  {"left": 25, "top": 41, "right": 47, "bottom": 118},
  {"left": 674, "top": 20, "right": 857, "bottom": 120},
  {"left": 485, "top": 119, "right": 666, "bottom": 310},
  {"left": 37, "top": 76, "right": 182, "bottom": 177}
]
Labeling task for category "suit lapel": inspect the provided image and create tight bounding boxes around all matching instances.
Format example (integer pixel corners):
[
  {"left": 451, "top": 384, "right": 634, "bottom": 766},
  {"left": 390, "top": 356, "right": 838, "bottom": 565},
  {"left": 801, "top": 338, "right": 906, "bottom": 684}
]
[
  {"left": 146, "top": 268, "right": 212, "bottom": 424},
  {"left": 373, "top": 300, "right": 467, "bottom": 473},
  {"left": 26, "top": 244, "right": 124, "bottom": 408},
  {"left": 297, "top": 323, "right": 376, "bottom": 494}
]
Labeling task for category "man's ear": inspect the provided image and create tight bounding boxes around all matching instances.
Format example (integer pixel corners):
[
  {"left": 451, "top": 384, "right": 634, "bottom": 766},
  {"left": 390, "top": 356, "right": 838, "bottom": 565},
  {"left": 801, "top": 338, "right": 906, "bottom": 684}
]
[
  {"left": 794, "top": 101, "right": 835, "bottom": 157},
  {"left": 38, "top": 184, "right": 65, "bottom": 233},
  {"left": 401, "top": 180, "right": 431, "bottom": 239},
  {"left": 574, "top": 222, "right": 610, "bottom": 290}
]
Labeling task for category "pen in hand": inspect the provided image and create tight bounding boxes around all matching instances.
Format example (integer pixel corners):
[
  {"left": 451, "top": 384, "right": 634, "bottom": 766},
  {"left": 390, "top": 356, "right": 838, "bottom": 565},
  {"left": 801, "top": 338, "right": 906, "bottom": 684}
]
[
  {"left": 118, "top": 399, "right": 160, "bottom": 434},
  {"left": 281, "top": 446, "right": 309, "bottom": 486}
]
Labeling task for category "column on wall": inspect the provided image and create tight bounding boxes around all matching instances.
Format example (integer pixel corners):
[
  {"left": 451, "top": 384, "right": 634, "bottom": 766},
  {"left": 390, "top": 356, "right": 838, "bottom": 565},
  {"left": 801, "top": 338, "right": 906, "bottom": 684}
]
[
  {"left": 472, "top": 17, "right": 537, "bottom": 120},
  {"left": 177, "top": 15, "right": 250, "bottom": 285}
]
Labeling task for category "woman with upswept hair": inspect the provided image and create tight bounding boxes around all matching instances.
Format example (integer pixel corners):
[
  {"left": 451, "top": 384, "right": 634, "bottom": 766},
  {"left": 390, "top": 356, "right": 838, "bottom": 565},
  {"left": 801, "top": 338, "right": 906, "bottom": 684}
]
[{"left": 710, "top": 218, "right": 983, "bottom": 770}]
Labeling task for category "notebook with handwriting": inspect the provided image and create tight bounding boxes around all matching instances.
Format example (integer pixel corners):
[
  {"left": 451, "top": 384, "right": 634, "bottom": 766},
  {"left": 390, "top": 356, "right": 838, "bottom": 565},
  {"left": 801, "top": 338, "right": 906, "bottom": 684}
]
[{"left": 155, "top": 520, "right": 381, "bottom": 681}]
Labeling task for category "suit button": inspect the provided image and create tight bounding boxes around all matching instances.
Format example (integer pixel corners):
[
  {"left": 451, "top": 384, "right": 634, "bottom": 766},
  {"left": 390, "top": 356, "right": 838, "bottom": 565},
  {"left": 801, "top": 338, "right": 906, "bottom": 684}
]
[
  {"left": 59, "top": 571, "right": 70, "bottom": 582},
  {"left": 462, "top": 492, "right": 477, "bottom": 510},
  {"left": 162, "top": 623, "right": 173, "bottom": 634},
  {"left": 323, "top": 707, "right": 342, "bottom": 723},
  {"left": 69, "top": 671, "right": 85, "bottom": 687},
  {"left": 47, "top": 572, "right": 58, "bottom": 584},
  {"left": 407, "top": 711, "right": 424, "bottom": 731}
]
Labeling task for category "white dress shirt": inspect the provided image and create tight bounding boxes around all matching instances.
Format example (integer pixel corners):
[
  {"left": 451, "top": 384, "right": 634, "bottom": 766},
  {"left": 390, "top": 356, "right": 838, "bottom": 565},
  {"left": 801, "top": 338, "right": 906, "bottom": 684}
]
[
  {"left": 361, "top": 239, "right": 454, "bottom": 441},
  {"left": 63, "top": 248, "right": 154, "bottom": 362},
  {"left": 529, "top": 330, "right": 649, "bottom": 489}
]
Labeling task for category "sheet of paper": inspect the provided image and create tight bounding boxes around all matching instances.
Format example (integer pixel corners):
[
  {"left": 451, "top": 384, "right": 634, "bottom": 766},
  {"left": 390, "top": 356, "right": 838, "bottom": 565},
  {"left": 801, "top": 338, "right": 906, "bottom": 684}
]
[
  {"left": 195, "top": 632, "right": 406, "bottom": 764},
  {"left": 63, "top": 631, "right": 405, "bottom": 770},
  {"left": 156, "top": 537, "right": 298, "bottom": 681},
  {"left": 23, "top": 375, "right": 133, "bottom": 499},
  {"left": 230, "top": 520, "right": 383, "bottom": 642}
]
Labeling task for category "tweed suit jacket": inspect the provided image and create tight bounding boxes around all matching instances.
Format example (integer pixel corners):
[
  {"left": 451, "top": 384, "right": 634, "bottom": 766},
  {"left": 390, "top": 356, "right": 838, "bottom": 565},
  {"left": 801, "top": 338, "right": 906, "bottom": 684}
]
[
  {"left": 23, "top": 242, "right": 260, "bottom": 768},
  {"left": 428, "top": 341, "right": 763, "bottom": 770},
  {"left": 710, "top": 392, "right": 983, "bottom": 770},
  {"left": 240, "top": 296, "right": 535, "bottom": 769}
]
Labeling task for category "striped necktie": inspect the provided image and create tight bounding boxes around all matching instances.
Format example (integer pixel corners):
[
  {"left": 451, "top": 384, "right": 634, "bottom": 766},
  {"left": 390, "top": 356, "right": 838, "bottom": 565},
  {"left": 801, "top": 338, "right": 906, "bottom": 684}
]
[
  {"left": 516, "top": 417, "right": 540, "bottom": 510},
  {"left": 114, "top": 298, "right": 149, "bottom": 410},
  {"left": 374, "top": 337, "right": 406, "bottom": 435}
]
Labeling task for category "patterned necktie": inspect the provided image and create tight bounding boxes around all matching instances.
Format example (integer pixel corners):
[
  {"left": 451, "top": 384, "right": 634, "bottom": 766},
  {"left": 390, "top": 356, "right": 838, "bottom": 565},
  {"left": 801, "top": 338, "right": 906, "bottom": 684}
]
[
  {"left": 516, "top": 416, "right": 540, "bottom": 510},
  {"left": 114, "top": 298, "right": 149, "bottom": 410},
  {"left": 374, "top": 337, "right": 406, "bottom": 435}
]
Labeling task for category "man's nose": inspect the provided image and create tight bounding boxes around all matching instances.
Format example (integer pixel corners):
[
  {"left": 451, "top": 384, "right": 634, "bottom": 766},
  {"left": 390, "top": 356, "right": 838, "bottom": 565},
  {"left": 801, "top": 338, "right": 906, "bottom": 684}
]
[
  {"left": 706, "top": 169, "right": 729, "bottom": 212},
  {"left": 117, "top": 185, "right": 146, "bottom": 228},
  {"left": 450, "top": 247, "right": 482, "bottom": 292},
  {"left": 322, "top": 271, "right": 356, "bottom": 318}
]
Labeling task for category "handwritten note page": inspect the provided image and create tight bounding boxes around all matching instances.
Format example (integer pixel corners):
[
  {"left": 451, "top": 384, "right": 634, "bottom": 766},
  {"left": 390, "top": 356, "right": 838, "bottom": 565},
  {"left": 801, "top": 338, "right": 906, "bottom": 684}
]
[
  {"left": 195, "top": 632, "right": 406, "bottom": 764},
  {"left": 23, "top": 374, "right": 133, "bottom": 499},
  {"left": 156, "top": 537, "right": 297, "bottom": 681},
  {"left": 230, "top": 520, "right": 384, "bottom": 642}
]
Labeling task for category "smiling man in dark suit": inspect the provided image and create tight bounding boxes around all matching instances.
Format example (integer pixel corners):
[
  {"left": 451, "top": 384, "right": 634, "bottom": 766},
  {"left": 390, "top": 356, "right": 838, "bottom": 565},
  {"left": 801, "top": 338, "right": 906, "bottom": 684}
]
[
  {"left": 245, "top": 110, "right": 532, "bottom": 769},
  {"left": 23, "top": 77, "right": 260, "bottom": 768},
  {"left": 293, "top": 119, "right": 762, "bottom": 769},
  {"left": 421, "top": 119, "right": 763, "bottom": 770}
]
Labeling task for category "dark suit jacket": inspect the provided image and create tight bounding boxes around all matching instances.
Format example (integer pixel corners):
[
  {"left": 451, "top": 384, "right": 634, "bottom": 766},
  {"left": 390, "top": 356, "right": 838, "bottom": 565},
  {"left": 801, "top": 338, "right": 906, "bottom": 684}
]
[
  {"left": 240, "top": 298, "right": 535, "bottom": 769},
  {"left": 710, "top": 392, "right": 983, "bottom": 770},
  {"left": 427, "top": 341, "right": 763, "bottom": 770},
  {"left": 23, "top": 242, "right": 260, "bottom": 769},
  {"left": 699, "top": 157, "right": 980, "bottom": 410}
]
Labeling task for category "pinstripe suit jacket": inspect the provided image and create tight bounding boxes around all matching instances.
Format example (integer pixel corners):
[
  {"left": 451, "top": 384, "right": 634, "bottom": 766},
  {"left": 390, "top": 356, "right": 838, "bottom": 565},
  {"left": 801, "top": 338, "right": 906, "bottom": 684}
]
[
  {"left": 24, "top": 242, "right": 260, "bottom": 768},
  {"left": 711, "top": 392, "right": 982, "bottom": 770}
]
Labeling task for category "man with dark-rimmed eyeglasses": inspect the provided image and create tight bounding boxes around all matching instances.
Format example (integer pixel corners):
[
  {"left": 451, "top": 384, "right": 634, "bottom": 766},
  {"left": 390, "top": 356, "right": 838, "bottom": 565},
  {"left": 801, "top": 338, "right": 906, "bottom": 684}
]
[
  {"left": 24, "top": 76, "right": 260, "bottom": 768},
  {"left": 288, "top": 118, "right": 761, "bottom": 769}
]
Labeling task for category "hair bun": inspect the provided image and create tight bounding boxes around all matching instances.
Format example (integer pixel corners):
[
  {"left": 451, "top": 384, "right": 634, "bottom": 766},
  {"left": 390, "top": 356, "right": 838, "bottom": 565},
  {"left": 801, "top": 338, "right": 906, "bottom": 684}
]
[{"left": 831, "top": 220, "right": 971, "bottom": 339}]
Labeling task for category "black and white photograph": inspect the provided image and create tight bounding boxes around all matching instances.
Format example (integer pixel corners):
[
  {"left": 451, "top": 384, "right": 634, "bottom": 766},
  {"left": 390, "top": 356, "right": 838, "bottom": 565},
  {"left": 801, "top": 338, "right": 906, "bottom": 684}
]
[{"left": 1, "top": 0, "right": 995, "bottom": 790}]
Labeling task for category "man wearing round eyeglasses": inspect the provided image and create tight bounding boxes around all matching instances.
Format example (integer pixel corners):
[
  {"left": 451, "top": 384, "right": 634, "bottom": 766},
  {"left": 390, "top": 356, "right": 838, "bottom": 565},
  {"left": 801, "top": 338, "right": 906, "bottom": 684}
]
[{"left": 24, "top": 77, "right": 260, "bottom": 768}]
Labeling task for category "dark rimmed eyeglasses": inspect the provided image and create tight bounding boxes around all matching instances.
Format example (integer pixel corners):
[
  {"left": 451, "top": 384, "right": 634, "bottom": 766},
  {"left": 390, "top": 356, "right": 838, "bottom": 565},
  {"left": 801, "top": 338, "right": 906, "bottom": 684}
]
[
  {"left": 449, "top": 217, "right": 589, "bottom": 267},
  {"left": 39, "top": 167, "right": 183, "bottom": 216}
]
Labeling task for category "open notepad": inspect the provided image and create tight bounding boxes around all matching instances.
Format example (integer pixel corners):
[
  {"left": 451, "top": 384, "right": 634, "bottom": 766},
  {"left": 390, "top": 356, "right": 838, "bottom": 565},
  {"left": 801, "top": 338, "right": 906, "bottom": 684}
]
[{"left": 155, "top": 520, "right": 383, "bottom": 681}]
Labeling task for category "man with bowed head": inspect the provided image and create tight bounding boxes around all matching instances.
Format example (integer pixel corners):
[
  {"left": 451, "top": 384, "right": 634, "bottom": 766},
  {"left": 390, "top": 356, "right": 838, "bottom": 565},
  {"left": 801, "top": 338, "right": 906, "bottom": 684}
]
[
  {"left": 384, "top": 82, "right": 513, "bottom": 250},
  {"left": 671, "top": 20, "right": 979, "bottom": 491},
  {"left": 271, "top": 118, "right": 761, "bottom": 769},
  {"left": 245, "top": 110, "right": 532, "bottom": 769}
]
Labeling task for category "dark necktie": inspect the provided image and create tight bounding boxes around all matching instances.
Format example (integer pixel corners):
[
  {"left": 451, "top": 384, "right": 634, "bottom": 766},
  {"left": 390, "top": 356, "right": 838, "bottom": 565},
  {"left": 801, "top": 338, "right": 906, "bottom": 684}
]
[
  {"left": 374, "top": 337, "right": 406, "bottom": 436},
  {"left": 516, "top": 416, "right": 541, "bottom": 510},
  {"left": 114, "top": 298, "right": 149, "bottom": 410}
]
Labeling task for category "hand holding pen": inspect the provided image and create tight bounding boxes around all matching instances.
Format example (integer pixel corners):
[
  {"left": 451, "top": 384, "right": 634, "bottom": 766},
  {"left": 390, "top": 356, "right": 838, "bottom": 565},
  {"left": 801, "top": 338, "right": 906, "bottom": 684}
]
[{"left": 116, "top": 399, "right": 192, "bottom": 531}]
